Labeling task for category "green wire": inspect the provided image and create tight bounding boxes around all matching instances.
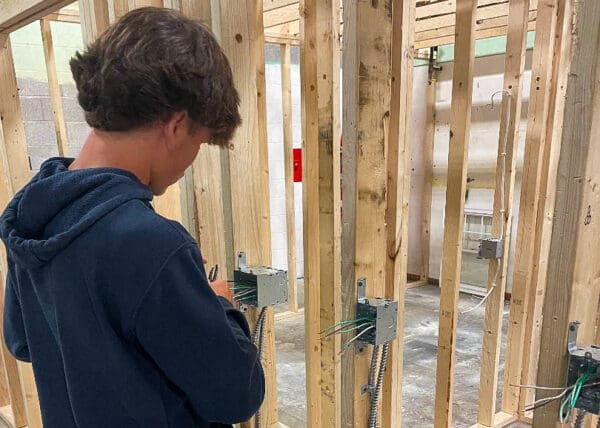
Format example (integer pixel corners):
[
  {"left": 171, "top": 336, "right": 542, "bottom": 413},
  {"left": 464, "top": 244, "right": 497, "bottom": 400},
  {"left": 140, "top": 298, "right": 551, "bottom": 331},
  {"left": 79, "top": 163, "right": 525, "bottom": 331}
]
[
  {"left": 320, "top": 317, "right": 374, "bottom": 333},
  {"left": 559, "top": 394, "right": 570, "bottom": 423},
  {"left": 559, "top": 369, "right": 594, "bottom": 423},
  {"left": 337, "top": 322, "right": 374, "bottom": 334},
  {"left": 570, "top": 369, "right": 592, "bottom": 409}
]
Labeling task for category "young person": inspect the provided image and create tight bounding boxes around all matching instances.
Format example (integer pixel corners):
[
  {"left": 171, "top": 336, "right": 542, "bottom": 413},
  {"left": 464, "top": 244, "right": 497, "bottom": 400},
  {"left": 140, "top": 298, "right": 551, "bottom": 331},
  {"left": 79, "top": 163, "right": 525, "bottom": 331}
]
[{"left": 0, "top": 7, "right": 264, "bottom": 428}]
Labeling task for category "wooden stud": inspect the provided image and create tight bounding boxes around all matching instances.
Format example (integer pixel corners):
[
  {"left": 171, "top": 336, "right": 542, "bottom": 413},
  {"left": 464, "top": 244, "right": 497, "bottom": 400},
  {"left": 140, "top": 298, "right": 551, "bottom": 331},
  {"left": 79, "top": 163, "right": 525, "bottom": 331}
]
[
  {"left": 299, "top": 0, "right": 321, "bottom": 426},
  {"left": 185, "top": 0, "right": 235, "bottom": 284},
  {"left": 515, "top": 0, "right": 571, "bottom": 417},
  {"left": 218, "top": 1, "right": 277, "bottom": 426},
  {"left": 340, "top": 0, "right": 395, "bottom": 426},
  {"left": 316, "top": 0, "right": 341, "bottom": 425},
  {"left": 421, "top": 51, "right": 437, "bottom": 285},
  {"left": 0, "top": 123, "right": 27, "bottom": 428},
  {"left": 340, "top": 1, "right": 357, "bottom": 426},
  {"left": 40, "top": 18, "right": 69, "bottom": 157},
  {"left": 500, "top": 0, "right": 561, "bottom": 415},
  {"left": 476, "top": 1, "right": 530, "bottom": 425},
  {"left": 192, "top": 145, "right": 234, "bottom": 274},
  {"left": 433, "top": 1, "right": 477, "bottom": 427},
  {"left": 381, "top": 1, "right": 415, "bottom": 427},
  {"left": 77, "top": 0, "right": 109, "bottom": 45},
  {"left": 179, "top": 0, "right": 210, "bottom": 24},
  {"left": 280, "top": 43, "right": 298, "bottom": 313},
  {"left": 111, "top": 0, "right": 129, "bottom": 21},
  {"left": 0, "top": 32, "right": 43, "bottom": 428},
  {"left": 533, "top": 0, "right": 600, "bottom": 425}
]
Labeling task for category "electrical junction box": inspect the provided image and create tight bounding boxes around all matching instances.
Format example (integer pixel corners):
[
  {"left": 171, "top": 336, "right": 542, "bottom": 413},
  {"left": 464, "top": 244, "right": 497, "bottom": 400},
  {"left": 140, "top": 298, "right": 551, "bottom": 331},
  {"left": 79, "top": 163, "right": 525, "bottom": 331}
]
[
  {"left": 355, "top": 278, "right": 399, "bottom": 346},
  {"left": 234, "top": 252, "right": 288, "bottom": 308},
  {"left": 567, "top": 322, "right": 600, "bottom": 414},
  {"left": 478, "top": 238, "right": 504, "bottom": 259}
]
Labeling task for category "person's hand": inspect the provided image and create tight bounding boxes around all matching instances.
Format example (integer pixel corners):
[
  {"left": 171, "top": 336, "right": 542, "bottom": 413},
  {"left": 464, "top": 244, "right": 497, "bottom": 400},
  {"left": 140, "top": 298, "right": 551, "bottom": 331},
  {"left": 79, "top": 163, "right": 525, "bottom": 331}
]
[{"left": 209, "top": 279, "right": 234, "bottom": 305}]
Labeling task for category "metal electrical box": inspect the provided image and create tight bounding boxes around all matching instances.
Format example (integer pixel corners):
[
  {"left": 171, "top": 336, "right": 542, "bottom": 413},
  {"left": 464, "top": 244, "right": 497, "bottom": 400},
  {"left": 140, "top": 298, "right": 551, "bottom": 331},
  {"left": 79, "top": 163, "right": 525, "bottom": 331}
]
[
  {"left": 234, "top": 252, "right": 288, "bottom": 308},
  {"left": 567, "top": 322, "right": 600, "bottom": 414},
  {"left": 478, "top": 238, "right": 504, "bottom": 259},
  {"left": 355, "top": 278, "right": 399, "bottom": 346}
]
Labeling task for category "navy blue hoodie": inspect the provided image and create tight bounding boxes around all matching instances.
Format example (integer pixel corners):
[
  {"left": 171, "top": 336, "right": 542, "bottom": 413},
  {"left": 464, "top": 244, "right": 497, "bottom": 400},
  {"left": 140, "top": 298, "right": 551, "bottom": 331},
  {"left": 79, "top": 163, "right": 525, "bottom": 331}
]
[{"left": 0, "top": 158, "right": 264, "bottom": 427}]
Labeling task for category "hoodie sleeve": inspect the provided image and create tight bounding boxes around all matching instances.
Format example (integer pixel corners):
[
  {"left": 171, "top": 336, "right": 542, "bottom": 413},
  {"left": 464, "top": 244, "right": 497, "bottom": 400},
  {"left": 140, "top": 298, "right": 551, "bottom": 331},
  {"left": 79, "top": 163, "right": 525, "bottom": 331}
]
[
  {"left": 3, "top": 268, "right": 31, "bottom": 362},
  {"left": 133, "top": 243, "right": 265, "bottom": 424}
]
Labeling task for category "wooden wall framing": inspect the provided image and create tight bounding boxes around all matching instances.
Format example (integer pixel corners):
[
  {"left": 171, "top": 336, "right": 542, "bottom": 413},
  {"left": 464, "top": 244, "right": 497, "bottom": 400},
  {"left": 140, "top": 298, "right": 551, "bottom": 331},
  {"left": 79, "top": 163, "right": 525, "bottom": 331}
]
[
  {"left": 433, "top": 1, "right": 477, "bottom": 426},
  {"left": 300, "top": 0, "right": 342, "bottom": 427},
  {"left": 2, "top": 1, "right": 600, "bottom": 428},
  {"left": 476, "top": 0, "right": 530, "bottom": 426},
  {"left": 533, "top": 0, "right": 600, "bottom": 425}
]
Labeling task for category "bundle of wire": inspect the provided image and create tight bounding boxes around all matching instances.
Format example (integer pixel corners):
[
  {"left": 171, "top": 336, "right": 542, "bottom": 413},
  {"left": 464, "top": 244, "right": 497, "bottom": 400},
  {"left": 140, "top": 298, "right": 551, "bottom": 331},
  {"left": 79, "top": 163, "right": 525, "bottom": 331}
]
[
  {"left": 558, "top": 369, "right": 595, "bottom": 424},
  {"left": 320, "top": 317, "right": 376, "bottom": 355},
  {"left": 519, "top": 369, "right": 599, "bottom": 425},
  {"left": 230, "top": 282, "right": 257, "bottom": 304}
]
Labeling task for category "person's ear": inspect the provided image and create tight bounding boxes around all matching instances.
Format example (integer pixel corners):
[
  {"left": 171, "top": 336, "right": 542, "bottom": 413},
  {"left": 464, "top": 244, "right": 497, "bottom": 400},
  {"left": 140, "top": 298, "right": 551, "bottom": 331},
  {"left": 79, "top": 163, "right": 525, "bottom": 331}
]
[{"left": 163, "top": 111, "right": 188, "bottom": 151}]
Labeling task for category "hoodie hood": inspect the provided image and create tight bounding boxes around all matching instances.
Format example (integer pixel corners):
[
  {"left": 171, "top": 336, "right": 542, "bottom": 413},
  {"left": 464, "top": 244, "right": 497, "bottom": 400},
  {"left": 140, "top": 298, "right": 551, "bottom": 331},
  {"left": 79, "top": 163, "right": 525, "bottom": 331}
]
[{"left": 0, "top": 158, "right": 153, "bottom": 268}]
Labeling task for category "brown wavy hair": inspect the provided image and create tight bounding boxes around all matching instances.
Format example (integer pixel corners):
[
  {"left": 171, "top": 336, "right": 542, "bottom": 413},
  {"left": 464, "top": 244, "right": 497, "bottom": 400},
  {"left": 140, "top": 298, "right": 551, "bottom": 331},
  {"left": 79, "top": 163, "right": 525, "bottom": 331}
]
[{"left": 70, "top": 7, "right": 241, "bottom": 146}]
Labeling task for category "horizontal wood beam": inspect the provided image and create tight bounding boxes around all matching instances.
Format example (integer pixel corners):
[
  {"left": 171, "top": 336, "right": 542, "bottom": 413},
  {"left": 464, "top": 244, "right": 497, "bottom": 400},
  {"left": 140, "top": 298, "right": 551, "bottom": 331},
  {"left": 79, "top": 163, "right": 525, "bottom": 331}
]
[
  {"left": 264, "top": 2, "right": 297, "bottom": 29},
  {"left": 264, "top": 0, "right": 297, "bottom": 12},
  {"left": 264, "top": 33, "right": 300, "bottom": 45},
  {"left": 415, "top": 0, "right": 537, "bottom": 33},
  {"left": 0, "top": 0, "right": 73, "bottom": 33},
  {"left": 415, "top": 10, "right": 536, "bottom": 47},
  {"left": 416, "top": 0, "right": 505, "bottom": 20}
]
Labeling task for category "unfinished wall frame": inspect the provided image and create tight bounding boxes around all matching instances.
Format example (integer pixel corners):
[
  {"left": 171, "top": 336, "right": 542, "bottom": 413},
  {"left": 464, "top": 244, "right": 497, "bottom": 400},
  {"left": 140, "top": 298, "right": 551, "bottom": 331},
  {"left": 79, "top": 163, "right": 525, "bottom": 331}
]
[{"left": 1, "top": 1, "right": 600, "bottom": 428}]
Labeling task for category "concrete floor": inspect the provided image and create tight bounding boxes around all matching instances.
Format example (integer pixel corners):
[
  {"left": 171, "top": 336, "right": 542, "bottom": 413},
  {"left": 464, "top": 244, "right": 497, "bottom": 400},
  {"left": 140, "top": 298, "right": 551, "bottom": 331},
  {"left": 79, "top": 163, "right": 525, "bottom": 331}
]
[
  {"left": 0, "top": 284, "right": 529, "bottom": 428},
  {"left": 275, "top": 284, "right": 529, "bottom": 428}
]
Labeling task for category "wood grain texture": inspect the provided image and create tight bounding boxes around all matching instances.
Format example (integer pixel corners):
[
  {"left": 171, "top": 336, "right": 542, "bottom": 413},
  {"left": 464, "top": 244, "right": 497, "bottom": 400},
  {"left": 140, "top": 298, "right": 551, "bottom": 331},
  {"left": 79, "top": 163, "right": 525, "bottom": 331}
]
[
  {"left": 420, "top": 65, "right": 436, "bottom": 284},
  {"left": 0, "top": 0, "right": 73, "bottom": 33},
  {"left": 132, "top": 0, "right": 162, "bottom": 6},
  {"left": 316, "top": 0, "right": 341, "bottom": 425},
  {"left": 533, "top": 0, "right": 600, "bottom": 425},
  {"left": 515, "top": 0, "right": 571, "bottom": 415},
  {"left": 280, "top": 43, "right": 298, "bottom": 313},
  {"left": 111, "top": 0, "right": 129, "bottom": 21},
  {"left": 0, "top": 33, "right": 41, "bottom": 428},
  {"left": 381, "top": 1, "right": 414, "bottom": 427},
  {"left": 218, "top": 2, "right": 277, "bottom": 426},
  {"left": 500, "top": 0, "right": 560, "bottom": 415},
  {"left": 477, "top": 1, "right": 530, "bottom": 425},
  {"left": 40, "top": 18, "right": 69, "bottom": 157},
  {"left": 433, "top": 1, "right": 477, "bottom": 427},
  {"left": 349, "top": 2, "right": 394, "bottom": 427},
  {"left": 339, "top": 1, "right": 357, "bottom": 427},
  {"left": 78, "top": 0, "right": 110, "bottom": 45},
  {"left": 299, "top": 0, "right": 322, "bottom": 425}
]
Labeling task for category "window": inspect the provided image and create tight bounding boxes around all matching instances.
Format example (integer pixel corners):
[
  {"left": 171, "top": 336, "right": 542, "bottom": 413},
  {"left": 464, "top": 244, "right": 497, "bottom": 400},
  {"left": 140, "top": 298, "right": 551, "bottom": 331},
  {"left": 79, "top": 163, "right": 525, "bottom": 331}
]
[{"left": 462, "top": 211, "right": 493, "bottom": 253}]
